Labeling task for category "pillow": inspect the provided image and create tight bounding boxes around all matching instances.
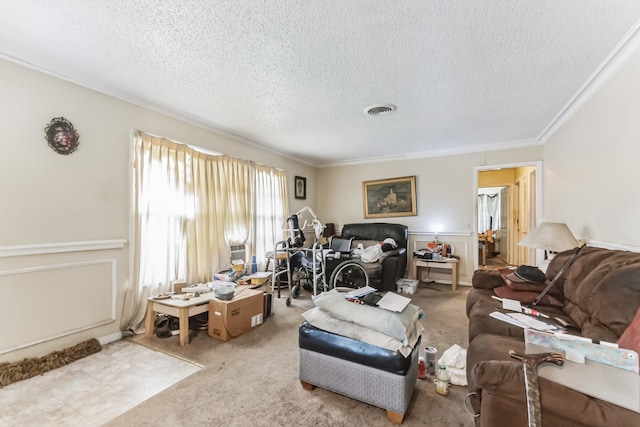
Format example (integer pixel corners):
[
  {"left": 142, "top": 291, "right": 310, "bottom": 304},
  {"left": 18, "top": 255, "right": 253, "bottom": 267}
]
[
  {"left": 498, "top": 268, "right": 562, "bottom": 298},
  {"left": 302, "top": 306, "right": 422, "bottom": 357},
  {"left": 617, "top": 307, "right": 640, "bottom": 354},
  {"left": 312, "top": 289, "right": 423, "bottom": 342}
]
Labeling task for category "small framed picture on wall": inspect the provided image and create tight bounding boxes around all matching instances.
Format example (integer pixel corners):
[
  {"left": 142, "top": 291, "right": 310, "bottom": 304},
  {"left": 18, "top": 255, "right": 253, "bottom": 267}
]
[{"left": 295, "top": 176, "right": 307, "bottom": 200}]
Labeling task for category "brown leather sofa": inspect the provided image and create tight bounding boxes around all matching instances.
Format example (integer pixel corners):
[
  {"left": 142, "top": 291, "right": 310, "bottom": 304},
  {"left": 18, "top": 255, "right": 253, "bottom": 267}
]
[
  {"left": 340, "top": 223, "right": 408, "bottom": 292},
  {"left": 465, "top": 246, "right": 640, "bottom": 427}
]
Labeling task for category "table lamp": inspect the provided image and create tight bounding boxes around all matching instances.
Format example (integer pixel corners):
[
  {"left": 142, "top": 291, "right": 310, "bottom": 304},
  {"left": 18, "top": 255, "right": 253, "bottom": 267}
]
[{"left": 518, "top": 221, "right": 585, "bottom": 306}]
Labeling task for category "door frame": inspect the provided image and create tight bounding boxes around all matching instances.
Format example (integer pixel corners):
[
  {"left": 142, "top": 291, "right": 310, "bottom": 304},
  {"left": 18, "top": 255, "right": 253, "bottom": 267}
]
[{"left": 473, "top": 161, "right": 543, "bottom": 269}]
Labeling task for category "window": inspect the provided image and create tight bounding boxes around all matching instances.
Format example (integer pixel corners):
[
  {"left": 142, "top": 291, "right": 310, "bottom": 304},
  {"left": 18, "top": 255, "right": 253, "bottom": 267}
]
[{"left": 122, "top": 131, "right": 288, "bottom": 333}]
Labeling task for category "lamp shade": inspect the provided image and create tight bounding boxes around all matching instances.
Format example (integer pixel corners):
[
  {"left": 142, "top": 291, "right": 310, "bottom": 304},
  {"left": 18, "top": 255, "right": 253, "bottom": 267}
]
[{"left": 518, "top": 221, "right": 579, "bottom": 252}]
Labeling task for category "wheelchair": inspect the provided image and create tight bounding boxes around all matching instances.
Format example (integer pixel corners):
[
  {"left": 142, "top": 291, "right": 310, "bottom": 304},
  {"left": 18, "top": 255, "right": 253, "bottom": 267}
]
[
  {"left": 274, "top": 209, "right": 369, "bottom": 307},
  {"left": 287, "top": 236, "right": 369, "bottom": 306}
]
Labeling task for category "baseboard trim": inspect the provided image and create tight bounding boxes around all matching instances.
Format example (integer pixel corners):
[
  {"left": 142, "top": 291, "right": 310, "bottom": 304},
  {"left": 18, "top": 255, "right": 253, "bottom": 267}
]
[{"left": 99, "top": 331, "right": 123, "bottom": 346}]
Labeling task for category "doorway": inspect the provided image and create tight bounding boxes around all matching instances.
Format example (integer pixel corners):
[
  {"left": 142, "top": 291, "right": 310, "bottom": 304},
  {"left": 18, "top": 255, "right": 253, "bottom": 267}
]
[
  {"left": 478, "top": 186, "right": 509, "bottom": 269},
  {"left": 474, "top": 162, "right": 541, "bottom": 270}
]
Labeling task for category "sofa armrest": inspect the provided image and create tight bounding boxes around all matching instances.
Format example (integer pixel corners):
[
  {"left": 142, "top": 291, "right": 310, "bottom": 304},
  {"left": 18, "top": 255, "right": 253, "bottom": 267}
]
[
  {"left": 379, "top": 253, "right": 407, "bottom": 292},
  {"left": 381, "top": 248, "right": 400, "bottom": 258},
  {"left": 380, "top": 247, "right": 405, "bottom": 260},
  {"left": 471, "top": 269, "right": 504, "bottom": 290}
]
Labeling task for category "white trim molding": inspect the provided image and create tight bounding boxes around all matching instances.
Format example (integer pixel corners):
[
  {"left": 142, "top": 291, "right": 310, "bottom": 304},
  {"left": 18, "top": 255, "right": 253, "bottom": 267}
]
[
  {"left": 538, "top": 19, "right": 640, "bottom": 142},
  {"left": 409, "top": 230, "right": 472, "bottom": 237},
  {"left": 0, "top": 239, "right": 127, "bottom": 258},
  {"left": 587, "top": 240, "right": 640, "bottom": 253}
]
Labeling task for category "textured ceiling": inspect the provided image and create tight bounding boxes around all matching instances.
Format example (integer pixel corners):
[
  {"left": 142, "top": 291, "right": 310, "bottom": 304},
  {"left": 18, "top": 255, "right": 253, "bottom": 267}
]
[{"left": 2, "top": 1, "right": 640, "bottom": 166}]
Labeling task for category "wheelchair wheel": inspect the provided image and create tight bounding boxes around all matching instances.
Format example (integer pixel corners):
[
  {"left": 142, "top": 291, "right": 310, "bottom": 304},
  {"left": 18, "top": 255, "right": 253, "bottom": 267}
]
[{"left": 329, "top": 260, "right": 369, "bottom": 291}]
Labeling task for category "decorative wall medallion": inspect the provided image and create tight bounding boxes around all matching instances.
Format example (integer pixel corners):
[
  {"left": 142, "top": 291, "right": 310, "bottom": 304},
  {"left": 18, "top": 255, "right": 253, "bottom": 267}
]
[{"left": 44, "top": 117, "right": 79, "bottom": 155}]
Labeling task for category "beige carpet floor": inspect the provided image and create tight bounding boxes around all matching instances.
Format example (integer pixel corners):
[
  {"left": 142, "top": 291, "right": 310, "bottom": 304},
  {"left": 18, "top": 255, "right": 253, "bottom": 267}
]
[{"left": 109, "top": 283, "right": 475, "bottom": 427}]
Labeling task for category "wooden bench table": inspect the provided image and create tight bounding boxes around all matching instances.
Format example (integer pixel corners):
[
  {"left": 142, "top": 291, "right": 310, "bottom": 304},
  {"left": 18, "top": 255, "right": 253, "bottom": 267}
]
[{"left": 145, "top": 293, "right": 218, "bottom": 346}]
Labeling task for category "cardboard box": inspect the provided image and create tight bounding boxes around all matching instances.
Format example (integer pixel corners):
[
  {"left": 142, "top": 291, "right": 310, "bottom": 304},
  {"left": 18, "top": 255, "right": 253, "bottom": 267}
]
[
  {"left": 171, "top": 280, "right": 188, "bottom": 293},
  {"left": 208, "top": 289, "right": 264, "bottom": 341}
]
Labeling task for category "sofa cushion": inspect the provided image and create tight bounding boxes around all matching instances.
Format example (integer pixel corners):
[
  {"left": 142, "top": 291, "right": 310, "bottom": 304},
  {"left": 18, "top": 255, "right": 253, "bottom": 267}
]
[
  {"left": 556, "top": 247, "right": 640, "bottom": 341},
  {"left": 467, "top": 288, "right": 567, "bottom": 344},
  {"left": 585, "top": 264, "right": 640, "bottom": 339},
  {"left": 467, "top": 293, "right": 525, "bottom": 343}
]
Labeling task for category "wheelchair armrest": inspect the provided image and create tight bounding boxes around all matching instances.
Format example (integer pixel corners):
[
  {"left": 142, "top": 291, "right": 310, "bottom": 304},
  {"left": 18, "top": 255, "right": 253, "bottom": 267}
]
[{"left": 325, "top": 249, "right": 354, "bottom": 261}]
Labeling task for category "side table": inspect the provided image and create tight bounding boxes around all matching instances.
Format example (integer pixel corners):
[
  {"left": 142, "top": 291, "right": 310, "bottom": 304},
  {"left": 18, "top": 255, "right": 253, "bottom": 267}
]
[
  {"left": 145, "top": 292, "right": 218, "bottom": 346},
  {"left": 411, "top": 258, "right": 459, "bottom": 291}
]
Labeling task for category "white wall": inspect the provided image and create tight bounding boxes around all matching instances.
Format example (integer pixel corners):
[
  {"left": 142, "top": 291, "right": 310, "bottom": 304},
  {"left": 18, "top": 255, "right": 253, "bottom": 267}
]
[
  {"left": 316, "top": 146, "right": 543, "bottom": 284},
  {"left": 543, "top": 48, "right": 640, "bottom": 248},
  {"left": 0, "top": 59, "right": 315, "bottom": 361}
]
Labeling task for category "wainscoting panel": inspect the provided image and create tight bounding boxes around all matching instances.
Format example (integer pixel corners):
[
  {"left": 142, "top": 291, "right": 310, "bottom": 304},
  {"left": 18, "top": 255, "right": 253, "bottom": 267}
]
[{"left": 0, "top": 259, "right": 116, "bottom": 354}]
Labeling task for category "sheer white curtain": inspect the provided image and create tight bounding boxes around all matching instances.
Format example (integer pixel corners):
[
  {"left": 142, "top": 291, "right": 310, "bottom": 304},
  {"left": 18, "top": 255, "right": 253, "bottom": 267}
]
[
  {"left": 252, "top": 163, "right": 289, "bottom": 271},
  {"left": 121, "top": 131, "right": 287, "bottom": 334},
  {"left": 478, "top": 193, "right": 500, "bottom": 232}
]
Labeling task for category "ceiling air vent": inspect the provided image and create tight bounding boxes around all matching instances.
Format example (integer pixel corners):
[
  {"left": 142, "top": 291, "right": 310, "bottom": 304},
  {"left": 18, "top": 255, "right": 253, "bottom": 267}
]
[{"left": 365, "top": 104, "right": 396, "bottom": 116}]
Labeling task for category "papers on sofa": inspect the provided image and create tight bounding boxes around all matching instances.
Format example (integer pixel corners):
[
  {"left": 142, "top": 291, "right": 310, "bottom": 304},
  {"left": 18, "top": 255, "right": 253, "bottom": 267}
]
[{"left": 489, "top": 311, "right": 558, "bottom": 331}]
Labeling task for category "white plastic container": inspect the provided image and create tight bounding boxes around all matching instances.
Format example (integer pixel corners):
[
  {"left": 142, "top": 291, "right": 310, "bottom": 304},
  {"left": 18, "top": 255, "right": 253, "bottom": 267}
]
[{"left": 396, "top": 278, "right": 418, "bottom": 294}]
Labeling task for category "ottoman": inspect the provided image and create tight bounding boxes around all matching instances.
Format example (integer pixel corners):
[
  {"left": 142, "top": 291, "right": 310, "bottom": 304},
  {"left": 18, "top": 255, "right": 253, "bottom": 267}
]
[{"left": 298, "top": 321, "right": 419, "bottom": 423}]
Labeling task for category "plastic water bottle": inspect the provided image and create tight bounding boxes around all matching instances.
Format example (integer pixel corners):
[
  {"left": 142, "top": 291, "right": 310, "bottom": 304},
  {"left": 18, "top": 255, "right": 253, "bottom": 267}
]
[
  {"left": 435, "top": 364, "right": 451, "bottom": 396},
  {"left": 251, "top": 255, "right": 258, "bottom": 274}
]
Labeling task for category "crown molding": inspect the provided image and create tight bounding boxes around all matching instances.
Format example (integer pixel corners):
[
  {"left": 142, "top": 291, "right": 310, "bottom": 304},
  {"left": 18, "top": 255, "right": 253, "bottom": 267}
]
[
  {"left": 538, "top": 19, "right": 640, "bottom": 142},
  {"left": 318, "top": 139, "right": 542, "bottom": 168}
]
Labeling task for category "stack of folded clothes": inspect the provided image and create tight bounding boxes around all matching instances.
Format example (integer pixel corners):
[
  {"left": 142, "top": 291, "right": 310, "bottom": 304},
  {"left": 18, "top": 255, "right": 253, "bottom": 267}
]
[{"left": 493, "top": 265, "right": 563, "bottom": 307}]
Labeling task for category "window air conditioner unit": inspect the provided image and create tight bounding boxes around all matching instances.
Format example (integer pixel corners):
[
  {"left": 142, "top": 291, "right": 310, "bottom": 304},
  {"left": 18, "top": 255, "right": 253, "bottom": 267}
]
[{"left": 230, "top": 244, "right": 247, "bottom": 262}]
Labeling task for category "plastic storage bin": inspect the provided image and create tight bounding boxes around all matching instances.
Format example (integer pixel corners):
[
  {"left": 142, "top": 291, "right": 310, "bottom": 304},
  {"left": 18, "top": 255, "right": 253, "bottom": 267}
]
[{"left": 396, "top": 278, "right": 418, "bottom": 294}]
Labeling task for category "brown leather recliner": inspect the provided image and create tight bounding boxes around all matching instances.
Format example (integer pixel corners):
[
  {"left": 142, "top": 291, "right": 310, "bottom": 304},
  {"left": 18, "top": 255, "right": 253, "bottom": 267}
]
[{"left": 340, "top": 223, "right": 408, "bottom": 292}]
